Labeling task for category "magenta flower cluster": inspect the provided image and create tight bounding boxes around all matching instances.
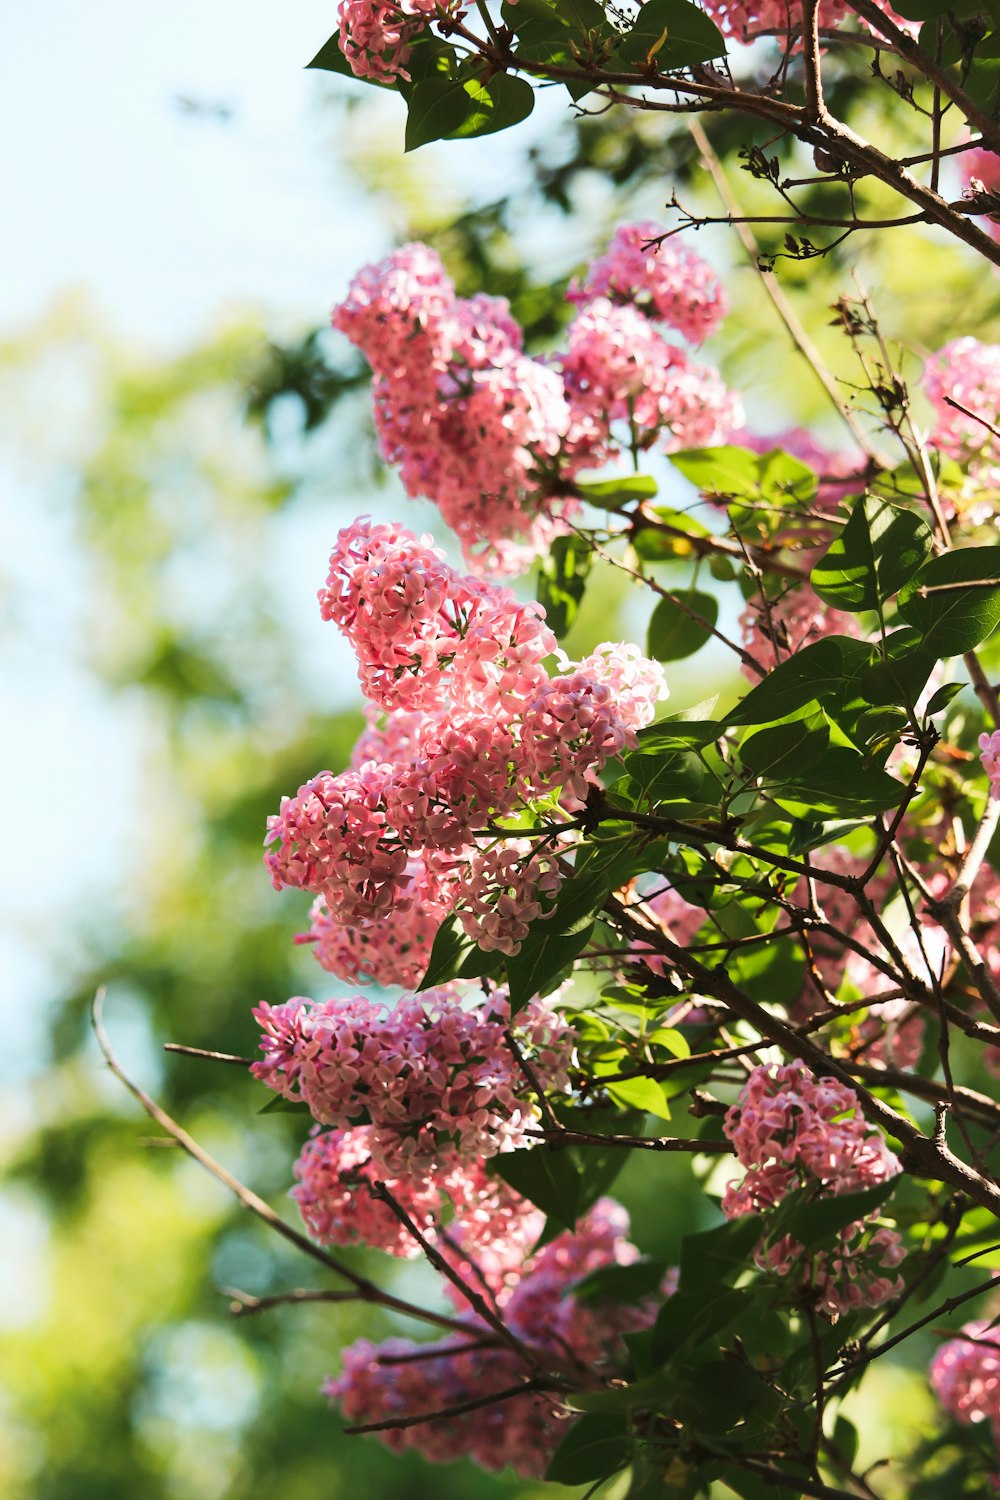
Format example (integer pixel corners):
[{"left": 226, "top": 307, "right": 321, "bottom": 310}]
[
  {"left": 332, "top": 232, "right": 740, "bottom": 574},
  {"left": 723, "top": 1061, "right": 904, "bottom": 1317}
]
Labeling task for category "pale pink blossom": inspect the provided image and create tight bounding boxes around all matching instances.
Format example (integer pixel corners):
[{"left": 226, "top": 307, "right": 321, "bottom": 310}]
[
  {"left": 293, "top": 1126, "right": 543, "bottom": 1277},
  {"left": 700, "top": 0, "right": 915, "bottom": 47},
  {"left": 296, "top": 853, "right": 454, "bottom": 989}
]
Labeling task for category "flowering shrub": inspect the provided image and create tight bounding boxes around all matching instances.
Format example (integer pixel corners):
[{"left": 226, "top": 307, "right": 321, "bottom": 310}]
[{"left": 121, "top": 60, "right": 1000, "bottom": 1485}]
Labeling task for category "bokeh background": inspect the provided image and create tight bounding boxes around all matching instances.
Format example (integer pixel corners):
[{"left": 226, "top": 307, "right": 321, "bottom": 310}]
[{"left": 5, "top": 3, "right": 1000, "bottom": 1496}]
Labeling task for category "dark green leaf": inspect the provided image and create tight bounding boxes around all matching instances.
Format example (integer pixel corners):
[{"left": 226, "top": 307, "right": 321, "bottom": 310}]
[
  {"left": 771, "top": 747, "right": 904, "bottom": 817},
  {"left": 678, "top": 1215, "right": 765, "bottom": 1296},
  {"left": 647, "top": 589, "right": 719, "bottom": 661},
  {"left": 307, "top": 33, "right": 360, "bottom": 79},
  {"left": 614, "top": 0, "right": 727, "bottom": 67},
  {"left": 449, "top": 73, "right": 535, "bottom": 139},
  {"left": 774, "top": 1179, "right": 896, "bottom": 1248},
  {"left": 898, "top": 546, "right": 1000, "bottom": 656},
  {"left": 811, "top": 497, "right": 933, "bottom": 613},
  {"left": 626, "top": 747, "right": 707, "bottom": 804},
  {"left": 633, "top": 720, "right": 720, "bottom": 757},
  {"left": 545, "top": 1414, "right": 629, "bottom": 1486},
  {"left": 652, "top": 1286, "right": 754, "bottom": 1364},
  {"left": 740, "top": 712, "right": 830, "bottom": 780},
  {"left": 404, "top": 75, "right": 471, "bottom": 151},
  {"left": 505, "top": 921, "right": 595, "bottom": 1011},
  {"left": 537, "top": 531, "right": 593, "bottom": 638},
  {"left": 491, "top": 1145, "right": 581, "bottom": 1229},
  {"left": 726, "top": 636, "right": 871, "bottom": 728},
  {"left": 571, "top": 1257, "right": 671, "bottom": 1305},
  {"left": 925, "top": 681, "right": 964, "bottom": 715},
  {"left": 417, "top": 914, "right": 504, "bottom": 990},
  {"left": 859, "top": 630, "right": 936, "bottom": 708},
  {"left": 257, "top": 1093, "right": 314, "bottom": 1116},
  {"left": 552, "top": 0, "right": 606, "bottom": 28},
  {"left": 886, "top": 0, "right": 954, "bottom": 21}
]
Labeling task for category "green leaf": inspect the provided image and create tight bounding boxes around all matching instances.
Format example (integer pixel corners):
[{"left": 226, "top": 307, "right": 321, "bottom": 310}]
[
  {"left": 890, "top": 0, "right": 952, "bottom": 15},
  {"left": 491, "top": 1145, "right": 581, "bottom": 1229},
  {"left": 505, "top": 921, "right": 595, "bottom": 1011},
  {"left": 417, "top": 914, "right": 504, "bottom": 990},
  {"left": 651, "top": 1286, "right": 754, "bottom": 1364},
  {"left": 614, "top": 0, "right": 727, "bottom": 67},
  {"left": 670, "top": 445, "right": 815, "bottom": 505},
  {"left": 633, "top": 717, "right": 720, "bottom": 753},
  {"left": 571, "top": 1257, "right": 671, "bottom": 1305},
  {"left": 678, "top": 1215, "right": 765, "bottom": 1296},
  {"left": 449, "top": 73, "right": 535, "bottom": 139},
  {"left": 576, "top": 474, "right": 659, "bottom": 503},
  {"left": 859, "top": 630, "right": 936, "bottom": 709},
  {"left": 307, "top": 33, "right": 362, "bottom": 80},
  {"left": 726, "top": 636, "right": 871, "bottom": 728},
  {"left": 925, "top": 681, "right": 964, "bottom": 715},
  {"left": 606, "top": 1074, "right": 672, "bottom": 1121},
  {"left": 647, "top": 589, "right": 719, "bottom": 661},
  {"left": 740, "top": 712, "right": 830, "bottom": 780},
  {"left": 771, "top": 746, "right": 905, "bottom": 817},
  {"left": 404, "top": 75, "right": 471, "bottom": 151},
  {"left": 774, "top": 1179, "right": 896, "bottom": 1248},
  {"left": 545, "top": 1414, "right": 629, "bottom": 1486},
  {"left": 553, "top": 0, "right": 607, "bottom": 28},
  {"left": 257, "top": 1093, "right": 314, "bottom": 1116},
  {"left": 811, "top": 496, "right": 933, "bottom": 614},
  {"left": 626, "top": 747, "right": 707, "bottom": 805},
  {"left": 537, "top": 531, "right": 593, "bottom": 638},
  {"left": 897, "top": 546, "right": 1000, "bottom": 656}
]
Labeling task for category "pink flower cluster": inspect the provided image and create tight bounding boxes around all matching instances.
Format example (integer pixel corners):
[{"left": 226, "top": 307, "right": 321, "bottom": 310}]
[
  {"left": 930, "top": 1317, "right": 1000, "bottom": 1449},
  {"left": 982, "top": 730, "right": 1000, "bottom": 799},
  {"left": 723, "top": 1061, "right": 904, "bottom": 1317},
  {"left": 338, "top": 0, "right": 459, "bottom": 83},
  {"left": 333, "top": 245, "right": 577, "bottom": 573},
  {"left": 569, "top": 221, "right": 727, "bottom": 345},
  {"left": 326, "top": 1199, "right": 656, "bottom": 1476},
  {"left": 252, "top": 983, "right": 574, "bottom": 1170},
  {"left": 700, "top": 0, "right": 914, "bottom": 47},
  {"left": 332, "top": 232, "right": 739, "bottom": 574},
  {"left": 960, "top": 146, "right": 1000, "bottom": 249},
  {"left": 266, "top": 518, "right": 667, "bottom": 970},
  {"left": 560, "top": 296, "right": 740, "bottom": 460},
  {"left": 924, "top": 337, "right": 1000, "bottom": 491},
  {"left": 293, "top": 1126, "right": 543, "bottom": 1280},
  {"left": 295, "top": 853, "right": 450, "bottom": 990}
]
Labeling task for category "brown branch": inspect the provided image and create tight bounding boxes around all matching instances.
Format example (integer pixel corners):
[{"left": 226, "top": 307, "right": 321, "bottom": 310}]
[
  {"left": 91, "top": 990, "right": 477, "bottom": 1339},
  {"left": 342, "top": 1377, "right": 559, "bottom": 1436},
  {"left": 164, "top": 1043, "right": 254, "bottom": 1066}
]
